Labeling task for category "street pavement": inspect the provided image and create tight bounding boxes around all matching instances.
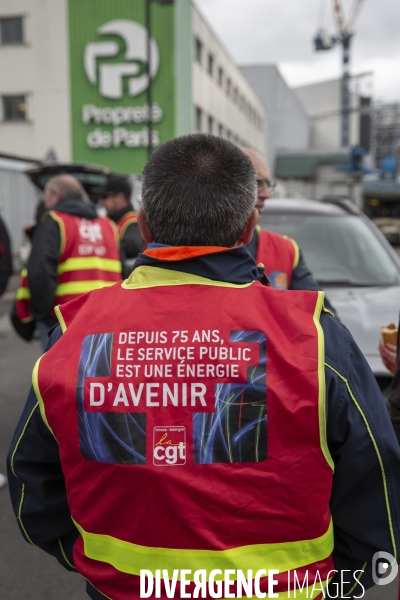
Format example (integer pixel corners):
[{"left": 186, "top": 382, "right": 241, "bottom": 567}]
[{"left": 0, "top": 277, "right": 398, "bottom": 599}]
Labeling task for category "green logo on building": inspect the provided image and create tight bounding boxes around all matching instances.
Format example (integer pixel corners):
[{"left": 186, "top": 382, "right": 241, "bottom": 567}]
[{"left": 68, "top": 0, "right": 176, "bottom": 174}]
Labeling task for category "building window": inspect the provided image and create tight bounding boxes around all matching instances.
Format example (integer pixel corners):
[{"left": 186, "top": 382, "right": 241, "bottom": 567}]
[
  {"left": 195, "top": 106, "right": 203, "bottom": 132},
  {"left": 208, "top": 115, "right": 214, "bottom": 134},
  {"left": 0, "top": 17, "right": 23, "bottom": 45},
  {"left": 226, "top": 130, "right": 231, "bottom": 141},
  {"left": 2, "top": 95, "right": 27, "bottom": 121},
  {"left": 226, "top": 78, "right": 231, "bottom": 97},
  {"left": 233, "top": 87, "right": 238, "bottom": 104},
  {"left": 195, "top": 37, "right": 203, "bottom": 65},
  {"left": 207, "top": 53, "right": 214, "bottom": 76},
  {"left": 218, "top": 67, "right": 223, "bottom": 87},
  {"left": 218, "top": 123, "right": 224, "bottom": 137}
]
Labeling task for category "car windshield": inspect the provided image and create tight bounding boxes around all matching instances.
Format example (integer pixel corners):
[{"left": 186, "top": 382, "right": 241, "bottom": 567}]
[{"left": 260, "top": 212, "right": 400, "bottom": 286}]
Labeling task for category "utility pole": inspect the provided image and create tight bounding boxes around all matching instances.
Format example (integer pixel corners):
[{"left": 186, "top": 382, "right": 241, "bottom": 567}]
[
  {"left": 145, "top": 0, "right": 174, "bottom": 159},
  {"left": 146, "top": 0, "right": 153, "bottom": 159},
  {"left": 341, "top": 33, "right": 352, "bottom": 148}
]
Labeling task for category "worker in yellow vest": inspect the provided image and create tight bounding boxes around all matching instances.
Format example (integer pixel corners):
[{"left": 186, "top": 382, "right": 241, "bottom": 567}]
[
  {"left": 26, "top": 175, "right": 121, "bottom": 348},
  {"left": 98, "top": 177, "right": 145, "bottom": 277},
  {"left": 241, "top": 148, "right": 336, "bottom": 315},
  {"left": 7, "top": 134, "right": 400, "bottom": 599}
]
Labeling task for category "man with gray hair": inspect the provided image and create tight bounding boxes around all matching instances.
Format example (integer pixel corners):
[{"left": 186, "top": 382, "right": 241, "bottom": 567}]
[
  {"left": 25, "top": 174, "right": 121, "bottom": 348},
  {"left": 241, "top": 147, "right": 336, "bottom": 315},
  {"left": 8, "top": 135, "right": 400, "bottom": 599}
]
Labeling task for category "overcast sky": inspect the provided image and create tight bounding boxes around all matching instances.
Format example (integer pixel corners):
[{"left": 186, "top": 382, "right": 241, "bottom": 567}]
[{"left": 193, "top": 0, "right": 400, "bottom": 102}]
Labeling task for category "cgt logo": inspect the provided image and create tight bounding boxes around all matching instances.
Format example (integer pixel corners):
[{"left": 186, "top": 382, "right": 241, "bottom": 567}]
[
  {"left": 153, "top": 426, "right": 186, "bottom": 466},
  {"left": 79, "top": 219, "right": 103, "bottom": 243},
  {"left": 83, "top": 19, "right": 160, "bottom": 99}
]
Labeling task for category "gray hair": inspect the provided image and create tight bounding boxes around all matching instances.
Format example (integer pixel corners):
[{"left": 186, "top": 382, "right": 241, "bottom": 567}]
[
  {"left": 141, "top": 134, "right": 257, "bottom": 247},
  {"left": 45, "top": 174, "right": 90, "bottom": 203}
]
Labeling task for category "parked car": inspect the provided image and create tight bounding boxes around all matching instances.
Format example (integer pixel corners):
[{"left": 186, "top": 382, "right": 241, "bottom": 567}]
[
  {"left": 25, "top": 163, "right": 130, "bottom": 203},
  {"left": 259, "top": 198, "right": 400, "bottom": 393}
]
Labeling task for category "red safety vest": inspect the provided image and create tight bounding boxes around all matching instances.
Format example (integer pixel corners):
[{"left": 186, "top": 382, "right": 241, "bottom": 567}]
[
  {"left": 256, "top": 227, "right": 299, "bottom": 289},
  {"left": 15, "top": 211, "right": 122, "bottom": 319},
  {"left": 15, "top": 268, "right": 33, "bottom": 323},
  {"left": 35, "top": 266, "right": 334, "bottom": 599},
  {"left": 117, "top": 211, "right": 138, "bottom": 241}
]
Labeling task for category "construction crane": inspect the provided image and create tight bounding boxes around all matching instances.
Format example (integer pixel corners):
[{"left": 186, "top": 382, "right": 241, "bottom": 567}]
[{"left": 314, "top": 0, "right": 365, "bottom": 147}]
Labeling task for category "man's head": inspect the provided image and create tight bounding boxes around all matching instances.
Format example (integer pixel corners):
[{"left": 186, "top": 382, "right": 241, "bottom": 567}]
[
  {"left": 43, "top": 175, "right": 88, "bottom": 209},
  {"left": 98, "top": 177, "right": 132, "bottom": 216},
  {"left": 240, "top": 148, "right": 273, "bottom": 213},
  {"left": 139, "top": 134, "right": 258, "bottom": 247}
]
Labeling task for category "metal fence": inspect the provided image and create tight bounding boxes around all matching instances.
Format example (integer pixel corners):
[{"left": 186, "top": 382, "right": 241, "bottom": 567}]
[{"left": 0, "top": 157, "right": 40, "bottom": 263}]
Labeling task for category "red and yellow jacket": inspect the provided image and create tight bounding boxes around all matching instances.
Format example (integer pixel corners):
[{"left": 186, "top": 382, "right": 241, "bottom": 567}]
[
  {"left": 8, "top": 246, "right": 400, "bottom": 600},
  {"left": 255, "top": 227, "right": 299, "bottom": 289},
  {"left": 32, "top": 247, "right": 334, "bottom": 599},
  {"left": 117, "top": 210, "right": 138, "bottom": 240},
  {"left": 15, "top": 210, "right": 121, "bottom": 322}
]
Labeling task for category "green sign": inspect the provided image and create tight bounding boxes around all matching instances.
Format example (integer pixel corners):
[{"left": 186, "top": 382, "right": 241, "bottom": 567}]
[{"left": 68, "top": 0, "right": 176, "bottom": 175}]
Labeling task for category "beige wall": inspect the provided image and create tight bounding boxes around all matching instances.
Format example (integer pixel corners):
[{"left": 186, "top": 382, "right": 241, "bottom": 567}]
[
  {"left": 0, "top": 0, "right": 71, "bottom": 161},
  {"left": 294, "top": 78, "right": 360, "bottom": 150}
]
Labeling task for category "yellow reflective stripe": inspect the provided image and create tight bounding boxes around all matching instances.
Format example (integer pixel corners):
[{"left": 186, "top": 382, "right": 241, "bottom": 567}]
[
  {"left": 285, "top": 236, "right": 300, "bottom": 269},
  {"left": 10, "top": 401, "right": 39, "bottom": 477},
  {"left": 21, "top": 267, "right": 28, "bottom": 277},
  {"left": 16, "top": 287, "right": 31, "bottom": 300},
  {"left": 55, "top": 280, "right": 116, "bottom": 297},
  {"left": 18, "top": 484, "right": 35, "bottom": 545},
  {"left": 73, "top": 518, "right": 333, "bottom": 580},
  {"left": 48, "top": 211, "right": 66, "bottom": 255},
  {"left": 32, "top": 356, "right": 57, "bottom": 440},
  {"left": 20, "top": 315, "right": 34, "bottom": 323},
  {"left": 313, "top": 292, "right": 334, "bottom": 471},
  {"left": 343, "top": 562, "right": 366, "bottom": 597},
  {"left": 54, "top": 305, "right": 67, "bottom": 333},
  {"left": 119, "top": 215, "right": 137, "bottom": 239},
  {"left": 325, "top": 363, "right": 398, "bottom": 559},
  {"left": 57, "top": 257, "right": 121, "bottom": 275},
  {"left": 108, "top": 218, "right": 120, "bottom": 248},
  {"left": 58, "top": 539, "right": 76, "bottom": 570},
  {"left": 122, "top": 266, "right": 254, "bottom": 290},
  {"left": 322, "top": 305, "right": 334, "bottom": 318},
  {"left": 85, "top": 579, "right": 113, "bottom": 600},
  {"left": 9, "top": 381, "right": 40, "bottom": 546}
]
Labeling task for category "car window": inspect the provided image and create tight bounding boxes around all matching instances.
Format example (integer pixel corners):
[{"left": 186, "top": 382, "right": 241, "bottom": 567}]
[{"left": 261, "top": 213, "right": 399, "bottom": 286}]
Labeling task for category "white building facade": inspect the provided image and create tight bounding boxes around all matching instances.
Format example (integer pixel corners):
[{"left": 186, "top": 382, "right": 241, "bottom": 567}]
[
  {"left": 0, "top": 0, "right": 72, "bottom": 162},
  {"left": 0, "top": 0, "right": 267, "bottom": 176},
  {"left": 193, "top": 10, "right": 266, "bottom": 151}
]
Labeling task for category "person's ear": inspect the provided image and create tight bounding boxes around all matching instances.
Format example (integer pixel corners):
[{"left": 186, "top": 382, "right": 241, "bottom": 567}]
[
  {"left": 137, "top": 207, "right": 154, "bottom": 243},
  {"left": 238, "top": 208, "right": 259, "bottom": 245}
]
